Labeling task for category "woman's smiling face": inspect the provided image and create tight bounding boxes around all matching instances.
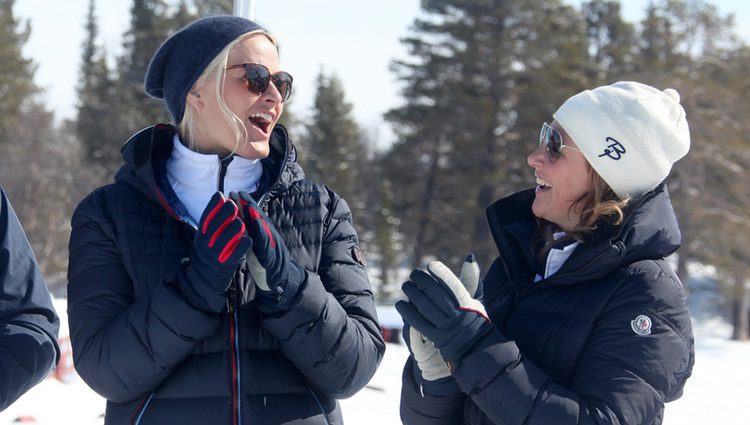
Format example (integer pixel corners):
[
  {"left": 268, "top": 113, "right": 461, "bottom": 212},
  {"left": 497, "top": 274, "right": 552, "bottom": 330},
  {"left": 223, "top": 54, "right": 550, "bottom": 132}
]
[
  {"left": 527, "top": 120, "right": 593, "bottom": 231},
  {"left": 189, "top": 34, "right": 285, "bottom": 159}
]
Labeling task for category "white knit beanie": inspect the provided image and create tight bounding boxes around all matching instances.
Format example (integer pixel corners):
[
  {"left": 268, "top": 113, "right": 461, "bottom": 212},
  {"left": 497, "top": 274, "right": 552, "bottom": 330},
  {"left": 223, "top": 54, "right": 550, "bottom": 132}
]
[{"left": 553, "top": 81, "right": 690, "bottom": 199}]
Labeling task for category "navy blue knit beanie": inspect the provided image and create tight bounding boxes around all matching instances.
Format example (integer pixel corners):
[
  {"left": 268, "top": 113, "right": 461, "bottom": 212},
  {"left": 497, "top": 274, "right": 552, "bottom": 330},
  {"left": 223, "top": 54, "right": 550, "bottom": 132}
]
[{"left": 144, "top": 16, "right": 266, "bottom": 123}]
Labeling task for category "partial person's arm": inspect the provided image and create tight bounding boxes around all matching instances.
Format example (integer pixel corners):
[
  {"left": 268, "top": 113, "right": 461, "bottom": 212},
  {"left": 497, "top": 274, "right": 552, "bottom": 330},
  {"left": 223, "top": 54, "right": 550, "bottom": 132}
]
[
  {"left": 453, "top": 268, "right": 694, "bottom": 425},
  {"left": 0, "top": 187, "right": 60, "bottom": 411},
  {"left": 259, "top": 190, "right": 386, "bottom": 398}
]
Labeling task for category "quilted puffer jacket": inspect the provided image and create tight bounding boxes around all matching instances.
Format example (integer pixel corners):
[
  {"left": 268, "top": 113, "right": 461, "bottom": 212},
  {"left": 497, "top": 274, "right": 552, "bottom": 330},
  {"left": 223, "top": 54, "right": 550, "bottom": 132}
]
[
  {"left": 401, "top": 185, "right": 694, "bottom": 425},
  {"left": 0, "top": 186, "right": 59, "bottom": 411},
  {"left": 68, "top": 124, "right": 385, "bottom": 425}
]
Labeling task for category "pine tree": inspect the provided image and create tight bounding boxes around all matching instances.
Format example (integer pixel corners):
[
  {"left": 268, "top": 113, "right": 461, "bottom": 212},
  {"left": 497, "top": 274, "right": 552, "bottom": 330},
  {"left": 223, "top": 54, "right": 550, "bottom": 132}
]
[
  {"left": 0, "top": 0, "right": 91, "bottom": 283},
  {"left": 296, "top": 71, "right": 385, "bottom": 287},
  {"left": 76, "top": 0, "right": 120, "bottom": 171},
  {"left": 633, "top": 0, "right": 750, "bottom": 338},
  {"left": 1, "top": 104, "right": 90, "bottom": 285},
  {"left": 0, "top": 0, "right": 37, "bottom": 142},
  {"left": 277, "top": 104, "right": 298, "bottom": 135},
  {"left": 115, "top": 0, "right": 171, "bottom": 136},
  {"left": 172, "top": 0, "right": 196, "bottom": 30},
  {"left": 637, "top": 3, "right": 685, "bottom": 78},
  {"left": 367, "top": 158, "right": 401, "bottom": 300},
  {"left": 192, "top": 0, "right": 232, "bottom": 17},
  {"left": 299, "top": 71, "right": 368, "bottom": 213},
  {"left": 385, "top": 0, "right": 591, "bottom": 268},
  {"left": 690, "top": 47, "right": 750, "bottom": 339},
  {"left": 582, "top": 0, "right": 638, "bottom": 81}
]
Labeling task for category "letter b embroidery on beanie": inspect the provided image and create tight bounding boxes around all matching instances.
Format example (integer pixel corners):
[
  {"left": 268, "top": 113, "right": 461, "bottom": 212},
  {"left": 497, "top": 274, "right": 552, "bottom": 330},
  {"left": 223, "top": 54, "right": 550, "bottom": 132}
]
[{"left": 598, "top": 137, "right": 626, "bottom": 160}]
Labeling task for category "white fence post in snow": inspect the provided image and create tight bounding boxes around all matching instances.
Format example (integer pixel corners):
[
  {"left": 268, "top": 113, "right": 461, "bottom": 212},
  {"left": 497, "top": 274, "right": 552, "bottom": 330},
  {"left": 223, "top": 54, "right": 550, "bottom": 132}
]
[{"left": 233, "top": 0, "right": 256, "bottom": 20}]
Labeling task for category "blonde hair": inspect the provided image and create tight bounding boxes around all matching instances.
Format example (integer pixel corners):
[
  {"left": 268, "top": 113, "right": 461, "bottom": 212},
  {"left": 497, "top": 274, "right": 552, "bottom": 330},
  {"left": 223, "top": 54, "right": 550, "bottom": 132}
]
[{"left": 179, "top": 30, "right": 278, "bottom": 155}]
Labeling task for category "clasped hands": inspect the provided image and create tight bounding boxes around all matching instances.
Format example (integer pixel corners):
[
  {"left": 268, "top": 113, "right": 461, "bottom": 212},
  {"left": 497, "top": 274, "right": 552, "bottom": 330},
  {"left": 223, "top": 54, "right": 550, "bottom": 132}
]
[
  {"left": 178, "top": 191, "right": 304, "bottom": 314},
  {"left": 396, "top": 256, "right": 492, "bottom": 384}
]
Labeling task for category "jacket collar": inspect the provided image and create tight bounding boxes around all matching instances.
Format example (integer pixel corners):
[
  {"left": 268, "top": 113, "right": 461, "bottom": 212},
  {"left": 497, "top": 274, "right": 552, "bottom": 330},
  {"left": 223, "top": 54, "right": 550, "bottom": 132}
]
[
  {"left": 116, "top": 124, "right": 180, "bottom": 220},
  {"left": 257, "top": 125, "right": 305, "bottom": 205},
  {"left": 115, "top": 123, "right": 304, "bottom": 220}
]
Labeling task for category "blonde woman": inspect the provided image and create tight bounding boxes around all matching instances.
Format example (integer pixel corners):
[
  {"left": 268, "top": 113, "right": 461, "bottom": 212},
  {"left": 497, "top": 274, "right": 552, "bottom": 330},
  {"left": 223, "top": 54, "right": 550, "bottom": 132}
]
[
  {"left": 67, "top": 16, "right": 384, "bottom": 424},
  {"left": 397, "top": 82, "right": 695, "bottom": 425}
]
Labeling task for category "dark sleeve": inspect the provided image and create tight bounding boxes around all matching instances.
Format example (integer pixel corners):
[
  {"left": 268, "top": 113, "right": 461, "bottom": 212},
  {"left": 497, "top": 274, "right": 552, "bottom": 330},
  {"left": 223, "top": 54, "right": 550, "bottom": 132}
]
[
  {"left": 0, "top": 187, "right": 60, "bottom": 411},
  {"left": 452, "top": 266, "right": 694, "bottom": 425},
  {"left": 400, "top": 357, "right": 465, "bottom": 425},
  {"left": 261, "top": 191, "right": 386, "bottom": 398},
  {"left": 67, "top": 192, "right": 222, "bottom": 403}
]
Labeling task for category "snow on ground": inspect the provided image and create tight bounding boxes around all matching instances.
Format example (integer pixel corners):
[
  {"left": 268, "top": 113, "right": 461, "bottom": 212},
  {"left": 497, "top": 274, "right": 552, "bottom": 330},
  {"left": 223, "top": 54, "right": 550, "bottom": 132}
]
[
  {"left": 2, "top": 295, "right": 748, "bottom": 424},
  {"left": 662, "top": 317, "right": 750, "bottom": 425},
  {"left": 341, "top": 343, "right": 408, "bottom": 424}
]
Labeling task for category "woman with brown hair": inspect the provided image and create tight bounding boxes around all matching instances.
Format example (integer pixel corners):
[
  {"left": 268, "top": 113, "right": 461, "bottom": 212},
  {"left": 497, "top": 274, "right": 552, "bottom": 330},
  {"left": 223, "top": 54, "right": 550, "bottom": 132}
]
[{"left": 397, "top": 81, "right": 695, "bottom": 425}]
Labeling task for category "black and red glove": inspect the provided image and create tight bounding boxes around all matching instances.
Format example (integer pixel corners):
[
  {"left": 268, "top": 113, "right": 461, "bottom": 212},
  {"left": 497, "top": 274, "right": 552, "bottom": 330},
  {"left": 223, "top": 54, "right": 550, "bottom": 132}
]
[
  {"left": 229, "top": 191, "right": 305, "bottom": 313},
  {"left": 177, "top": 192, "right": 251, "bottom": 313}
]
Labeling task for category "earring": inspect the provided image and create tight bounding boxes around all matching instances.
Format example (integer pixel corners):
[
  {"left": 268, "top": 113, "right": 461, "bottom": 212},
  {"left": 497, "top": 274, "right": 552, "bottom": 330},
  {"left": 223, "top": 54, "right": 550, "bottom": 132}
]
[{"left": 190, "top": 90, "right": 204, "bottom": 110}]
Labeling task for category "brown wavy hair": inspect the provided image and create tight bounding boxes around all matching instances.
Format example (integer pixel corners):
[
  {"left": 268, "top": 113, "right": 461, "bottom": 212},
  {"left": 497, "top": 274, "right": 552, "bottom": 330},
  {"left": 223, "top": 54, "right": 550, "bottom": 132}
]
[{"left": 535, "top": 164, "right": 630, "bottom": 258}]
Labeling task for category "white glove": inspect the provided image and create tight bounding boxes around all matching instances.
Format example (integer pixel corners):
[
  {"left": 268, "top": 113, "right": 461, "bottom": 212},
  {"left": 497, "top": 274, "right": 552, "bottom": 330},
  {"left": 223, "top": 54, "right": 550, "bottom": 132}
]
[
  {"left": 246, "top": 252, "right": 269, "bottom": 291},
  {"left": 409, "top": 255, "right": 481, "bottom": 381}
]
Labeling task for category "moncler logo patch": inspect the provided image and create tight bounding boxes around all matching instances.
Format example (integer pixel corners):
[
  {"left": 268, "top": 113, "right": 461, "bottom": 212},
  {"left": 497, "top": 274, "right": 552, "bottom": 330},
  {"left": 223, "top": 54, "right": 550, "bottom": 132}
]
[
  {"left": 598, "top": 136, "right": 626, "bottom": 160},
  {"left": 631, "top": 314, "right": 652, "bottom": 336},
  {"left": 352, "top": 246, "right": 367, "bottom": 267}
]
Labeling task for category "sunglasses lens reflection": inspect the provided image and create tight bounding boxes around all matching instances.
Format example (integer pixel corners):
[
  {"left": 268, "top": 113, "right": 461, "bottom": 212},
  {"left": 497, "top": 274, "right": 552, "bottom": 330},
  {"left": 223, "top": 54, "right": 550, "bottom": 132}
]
[
  {"left": 242, "top": 64, "right": 293, "bottom": 102},
  {"left": 540, "top": 123, "right": 562, "bottom": 162},
  {"left": 539, "top": 123, "right": 562, "bottom": 162},
  {"left": 273, "top": 73, "right": 293, "bottom": 102},
  {"left": 244, "top": 64, "right": 271, "bottom": 94}
]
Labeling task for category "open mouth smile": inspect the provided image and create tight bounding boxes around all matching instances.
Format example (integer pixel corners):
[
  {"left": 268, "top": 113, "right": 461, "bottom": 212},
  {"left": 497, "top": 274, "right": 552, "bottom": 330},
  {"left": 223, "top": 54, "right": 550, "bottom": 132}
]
[{"left": 248, "top": 112, "right": 273, "bottom": 134}]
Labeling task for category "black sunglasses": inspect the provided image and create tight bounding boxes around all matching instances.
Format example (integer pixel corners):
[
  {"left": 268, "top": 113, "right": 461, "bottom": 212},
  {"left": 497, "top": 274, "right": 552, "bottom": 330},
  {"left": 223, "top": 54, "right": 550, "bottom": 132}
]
[
  {"left": 539, "top": 122, "right": 580, "bottom": 162},
  {"left": 226, "top": 63, "right": 293, "bottom": 103}
]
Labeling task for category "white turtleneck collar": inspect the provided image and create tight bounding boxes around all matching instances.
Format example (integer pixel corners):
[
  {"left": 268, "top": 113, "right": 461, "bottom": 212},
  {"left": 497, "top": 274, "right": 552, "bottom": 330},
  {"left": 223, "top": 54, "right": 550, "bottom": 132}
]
[
  {"left": 533, "top": 231, "right": 580, "bottom": 283},
  {"left": 166, "top": 134, "right": 264, "bottom": 224}
]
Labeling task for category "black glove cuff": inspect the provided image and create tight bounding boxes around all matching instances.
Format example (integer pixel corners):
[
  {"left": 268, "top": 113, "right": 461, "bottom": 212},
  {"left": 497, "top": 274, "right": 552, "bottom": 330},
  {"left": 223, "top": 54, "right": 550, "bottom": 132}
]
[
  {"left": 421, "top": 375, "right": 461, "bottom": 397},
  {"left": 256, "top": 264, "right": 306, "bottom": 314},
  {"left": 404, "top": 359, "right": 461, "bottom": 399},
  {"left": 438, "top": 316, "right": 494, "bottom": 363}
]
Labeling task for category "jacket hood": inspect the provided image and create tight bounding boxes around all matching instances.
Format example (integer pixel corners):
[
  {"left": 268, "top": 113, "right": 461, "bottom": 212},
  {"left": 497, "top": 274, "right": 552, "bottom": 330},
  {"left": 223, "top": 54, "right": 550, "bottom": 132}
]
[
  {"left": 115, "top": 123, "right": 304, "bottom": 220},
  {"left": 486, "top": 184, "right": 682, "bottom": 285}
]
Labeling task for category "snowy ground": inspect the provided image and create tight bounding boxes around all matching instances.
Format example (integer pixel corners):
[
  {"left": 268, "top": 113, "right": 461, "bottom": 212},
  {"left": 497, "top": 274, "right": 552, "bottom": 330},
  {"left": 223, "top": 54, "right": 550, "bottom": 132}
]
[{"left": 2, "top": 297, "right": 748, "bottom": 424}]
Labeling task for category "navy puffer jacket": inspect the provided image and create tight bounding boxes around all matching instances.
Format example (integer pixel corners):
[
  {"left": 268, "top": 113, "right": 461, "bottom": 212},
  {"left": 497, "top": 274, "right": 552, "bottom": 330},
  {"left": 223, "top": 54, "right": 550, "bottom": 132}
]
[
  {"left": 0, "top": 186, "right": 60, "bottom": 410},
  {"left": 67, "top": 124, "right": 385, "bottom": 425},
  {"left": 401, "top": 185, "right": 694, "bottom": 425}
]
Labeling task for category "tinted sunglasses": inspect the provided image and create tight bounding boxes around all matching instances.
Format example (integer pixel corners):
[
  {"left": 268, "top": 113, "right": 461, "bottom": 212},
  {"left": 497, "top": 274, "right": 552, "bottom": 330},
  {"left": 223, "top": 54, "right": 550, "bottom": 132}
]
[
  {"left": 539, "top": 122, "right": 581, "bottom": 162},
  {"left": 226, "top": 63, "right": 293, "bottom": 102}
]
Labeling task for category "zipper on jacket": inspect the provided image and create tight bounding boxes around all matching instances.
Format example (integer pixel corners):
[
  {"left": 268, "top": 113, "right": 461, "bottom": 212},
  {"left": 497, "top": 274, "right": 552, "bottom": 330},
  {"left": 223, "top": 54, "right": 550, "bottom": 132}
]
[
  {"left": 228, "top": 280, "right": 241, "bottom": 425},
  {"left": 219, "top": 153, "right": 240, "bottom": 425},
  {"left": 218, "top": 156, "right": 232, "bottom": 193},
  {"left": 131, "top": 392, "right": 154, "bottom": 425},
  {"left": 307, "top": 388, "right": 331, "bottom": 425}
]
